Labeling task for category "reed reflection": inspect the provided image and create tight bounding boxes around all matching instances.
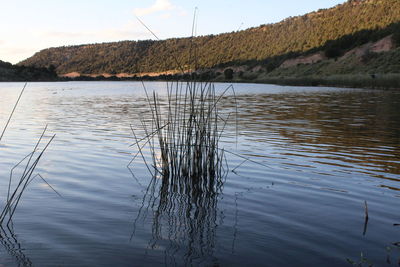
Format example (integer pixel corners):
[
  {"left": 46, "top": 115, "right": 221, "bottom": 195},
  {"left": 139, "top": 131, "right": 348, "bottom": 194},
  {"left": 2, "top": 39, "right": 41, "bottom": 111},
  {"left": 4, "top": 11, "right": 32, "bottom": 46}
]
[
  {"left": 131, "top": 82, "right": 232, "bottom": 265},
  {"left": 132, "top": 167, "right": 225, "bottom": 265},
  {"left": 0, "top": 225, "right": 32, "bottom": 267}
]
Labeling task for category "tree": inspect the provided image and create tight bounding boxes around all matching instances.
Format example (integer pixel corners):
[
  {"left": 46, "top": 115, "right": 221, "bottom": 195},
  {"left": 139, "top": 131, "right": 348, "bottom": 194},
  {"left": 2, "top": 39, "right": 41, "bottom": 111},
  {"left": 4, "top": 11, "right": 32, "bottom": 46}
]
[
  {"left": 325, "top": 47, "right": 342, "bottom": 59},
  {"left": 224, "top": 68, "right": 234, "bottom": 79},
  {"left": 393, "top": 31, "right": 400, "bottom": 47}
]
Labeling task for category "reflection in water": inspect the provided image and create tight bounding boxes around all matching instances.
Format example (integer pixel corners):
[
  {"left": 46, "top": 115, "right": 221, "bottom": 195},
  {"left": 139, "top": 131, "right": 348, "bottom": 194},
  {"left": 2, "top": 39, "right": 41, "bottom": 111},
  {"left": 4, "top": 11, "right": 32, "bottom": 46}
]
[
  {"left": 0, "top": 225, "right": 32, "bottom": 266},
  {"left": 221, "top": 91, "right": 400, "bottom": 183},
  {"left": 132, "top": 166, "right": 225, "bottom": 265}
]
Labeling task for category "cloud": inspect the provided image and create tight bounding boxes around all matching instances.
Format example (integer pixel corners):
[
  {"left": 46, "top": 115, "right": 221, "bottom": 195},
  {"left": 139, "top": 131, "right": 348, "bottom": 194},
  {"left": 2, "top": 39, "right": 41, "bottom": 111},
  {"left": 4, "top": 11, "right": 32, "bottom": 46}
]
[{"left": 134, "top": 0, "right": 175, "bottom": 16}]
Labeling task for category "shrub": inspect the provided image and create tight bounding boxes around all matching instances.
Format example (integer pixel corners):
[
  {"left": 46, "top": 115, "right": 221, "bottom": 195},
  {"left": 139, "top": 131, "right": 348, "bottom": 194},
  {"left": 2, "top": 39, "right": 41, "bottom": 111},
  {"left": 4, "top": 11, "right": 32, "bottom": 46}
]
[{"left": 224, "top": 68, "right": 233, "bottom": 79}]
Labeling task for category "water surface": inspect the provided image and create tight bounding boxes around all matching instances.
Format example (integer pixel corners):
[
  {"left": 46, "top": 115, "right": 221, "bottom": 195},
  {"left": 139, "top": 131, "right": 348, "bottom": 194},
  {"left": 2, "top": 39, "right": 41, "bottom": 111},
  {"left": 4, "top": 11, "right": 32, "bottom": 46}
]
[{"left": 0, "top": 82, "right": 399, "bottom": 266}]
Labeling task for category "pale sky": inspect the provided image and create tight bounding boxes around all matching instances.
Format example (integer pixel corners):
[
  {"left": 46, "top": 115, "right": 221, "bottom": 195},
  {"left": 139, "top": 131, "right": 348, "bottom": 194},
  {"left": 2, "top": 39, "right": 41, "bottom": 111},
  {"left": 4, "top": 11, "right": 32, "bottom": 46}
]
[{"left": 0, "top": 0, "right": 346, "bottom": 64}]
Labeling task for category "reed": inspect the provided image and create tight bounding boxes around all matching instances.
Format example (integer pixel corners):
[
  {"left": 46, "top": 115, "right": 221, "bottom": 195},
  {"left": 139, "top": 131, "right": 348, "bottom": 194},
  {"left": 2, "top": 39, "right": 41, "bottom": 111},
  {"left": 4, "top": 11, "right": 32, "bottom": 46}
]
[
  {"left": 0, "top": 125, "right": 56, "bottom": 226},
  {"left": 130, "top": 80, "right": 233, "bottom": 189},
  {"left": 0, "top": 83, "right": 26, "bottom": 142},
  {"left": 0, "top": 84, "right": 58, "bottom": 227},
  {"left": 130, "top": 81, "right": 230, "bottom": 262}
]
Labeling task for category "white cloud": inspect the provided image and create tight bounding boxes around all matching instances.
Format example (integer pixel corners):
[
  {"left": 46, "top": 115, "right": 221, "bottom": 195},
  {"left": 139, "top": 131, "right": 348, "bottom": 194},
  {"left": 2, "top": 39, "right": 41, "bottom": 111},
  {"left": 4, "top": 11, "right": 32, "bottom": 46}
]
[{"left": 134, "top": 0, "right": 175, "bottom": 17}]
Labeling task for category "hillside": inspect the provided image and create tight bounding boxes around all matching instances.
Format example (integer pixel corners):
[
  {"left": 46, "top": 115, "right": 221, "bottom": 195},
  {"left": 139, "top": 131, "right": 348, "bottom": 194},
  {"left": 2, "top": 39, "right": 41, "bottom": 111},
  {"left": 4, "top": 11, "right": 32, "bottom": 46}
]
[
  {"left": 19, "top": 0, "right": 400, "bottom": 77},
  {"left": 0, "top": 60, "right": 57, "bottom": 82},
  {"left": 219, "top": 45, "right": 400, "bottom": 89}
]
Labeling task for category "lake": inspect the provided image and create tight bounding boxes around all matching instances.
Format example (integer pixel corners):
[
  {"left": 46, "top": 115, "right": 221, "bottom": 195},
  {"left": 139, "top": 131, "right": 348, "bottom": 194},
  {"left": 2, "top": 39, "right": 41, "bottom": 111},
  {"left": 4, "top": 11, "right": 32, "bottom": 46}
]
[{"left": 0, "top": 81, "right": 399, "bottom": 266}]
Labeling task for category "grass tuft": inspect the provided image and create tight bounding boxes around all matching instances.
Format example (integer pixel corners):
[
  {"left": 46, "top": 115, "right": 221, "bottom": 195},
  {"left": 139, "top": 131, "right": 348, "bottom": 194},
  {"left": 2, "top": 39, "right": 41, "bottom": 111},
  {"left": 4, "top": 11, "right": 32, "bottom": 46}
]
[{"left": 130, "top": 80, "right": 235, "bottom": 189}]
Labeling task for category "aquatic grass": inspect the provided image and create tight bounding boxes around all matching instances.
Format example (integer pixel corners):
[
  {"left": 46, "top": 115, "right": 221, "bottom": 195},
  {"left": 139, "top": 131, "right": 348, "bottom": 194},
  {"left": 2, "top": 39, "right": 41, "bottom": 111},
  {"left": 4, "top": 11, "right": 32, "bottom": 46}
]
[
  {"left": 0, "top": 83, "right": 58, "bottom": 266},
  {"left": 129, "top": 81, "right": 229, "bottom": 262},
  {"left": 0, "top": 125, "right": 56, "bottom": 226},
  {"left": 128, "top": 79, "right": 244, "bottom": 264},
  {"left": 0, "top": 84, "right": 58, "bottom": 227},
  {"left": 130, "top": 81, "right": 234, "bottom": 185}
]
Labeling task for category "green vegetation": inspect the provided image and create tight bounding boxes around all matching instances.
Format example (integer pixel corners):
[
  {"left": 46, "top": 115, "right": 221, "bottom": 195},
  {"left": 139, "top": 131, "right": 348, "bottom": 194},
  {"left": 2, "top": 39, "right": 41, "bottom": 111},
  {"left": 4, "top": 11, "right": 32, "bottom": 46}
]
[
  {"left": 19, "top": 0, "right": 400, "bottom": 76},
  {"left": 0, "top": 60, "right": 57, "bottom": 81},
  {"left": 269, "top": 49, "right": 400, "bottom": 77},
  {"left": 210, "top": 46, "right": 400, "bottom": 89},
  {"left": 224, "top": 68, "right": 233, "bottom": 80}
]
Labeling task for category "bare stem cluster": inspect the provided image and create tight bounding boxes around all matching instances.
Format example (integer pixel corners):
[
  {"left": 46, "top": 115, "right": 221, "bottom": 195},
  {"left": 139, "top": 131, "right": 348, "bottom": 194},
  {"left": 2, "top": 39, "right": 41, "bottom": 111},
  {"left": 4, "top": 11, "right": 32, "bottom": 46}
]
[{"left": 130, "top": 81, "right": 235, "bottom": 191}]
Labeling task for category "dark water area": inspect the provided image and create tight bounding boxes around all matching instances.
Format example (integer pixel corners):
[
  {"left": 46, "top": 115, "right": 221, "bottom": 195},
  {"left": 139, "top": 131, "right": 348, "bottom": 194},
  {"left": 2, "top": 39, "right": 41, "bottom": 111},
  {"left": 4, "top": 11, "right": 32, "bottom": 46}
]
[{"left": 0, "top": 81, "right": 399, "bottom": 266}]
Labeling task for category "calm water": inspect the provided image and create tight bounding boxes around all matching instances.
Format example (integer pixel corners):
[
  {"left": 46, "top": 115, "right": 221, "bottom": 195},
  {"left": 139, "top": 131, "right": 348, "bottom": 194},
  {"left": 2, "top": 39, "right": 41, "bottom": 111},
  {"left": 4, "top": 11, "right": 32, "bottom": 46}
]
[{"left": 0, "top": 81, "right": 399, "bottom": 266}]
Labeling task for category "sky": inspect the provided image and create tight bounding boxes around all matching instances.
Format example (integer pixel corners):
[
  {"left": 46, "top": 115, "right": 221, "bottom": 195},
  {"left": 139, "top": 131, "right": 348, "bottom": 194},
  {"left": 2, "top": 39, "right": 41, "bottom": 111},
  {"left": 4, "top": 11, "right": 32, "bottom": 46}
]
[{"left": 0, "top": 0, "right": 346, "bottom": 64}]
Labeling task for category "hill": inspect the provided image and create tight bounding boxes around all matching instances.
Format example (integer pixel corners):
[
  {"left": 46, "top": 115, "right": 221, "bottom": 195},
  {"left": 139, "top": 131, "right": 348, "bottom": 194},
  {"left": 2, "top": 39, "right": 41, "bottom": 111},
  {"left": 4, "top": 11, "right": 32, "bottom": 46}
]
[
  {"left": 0, "top": 60, "right": 57, "bottom": 82},
  {"left": 19, "top": 0, "right": 400, "bottom": 81}
]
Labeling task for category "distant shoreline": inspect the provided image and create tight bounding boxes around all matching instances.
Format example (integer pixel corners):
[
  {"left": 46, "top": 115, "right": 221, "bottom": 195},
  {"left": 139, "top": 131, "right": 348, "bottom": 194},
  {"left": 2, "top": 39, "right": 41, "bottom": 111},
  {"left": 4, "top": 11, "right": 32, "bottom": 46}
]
[{"left": 1, "top": 74, "right": 399, "bottom": 90}]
